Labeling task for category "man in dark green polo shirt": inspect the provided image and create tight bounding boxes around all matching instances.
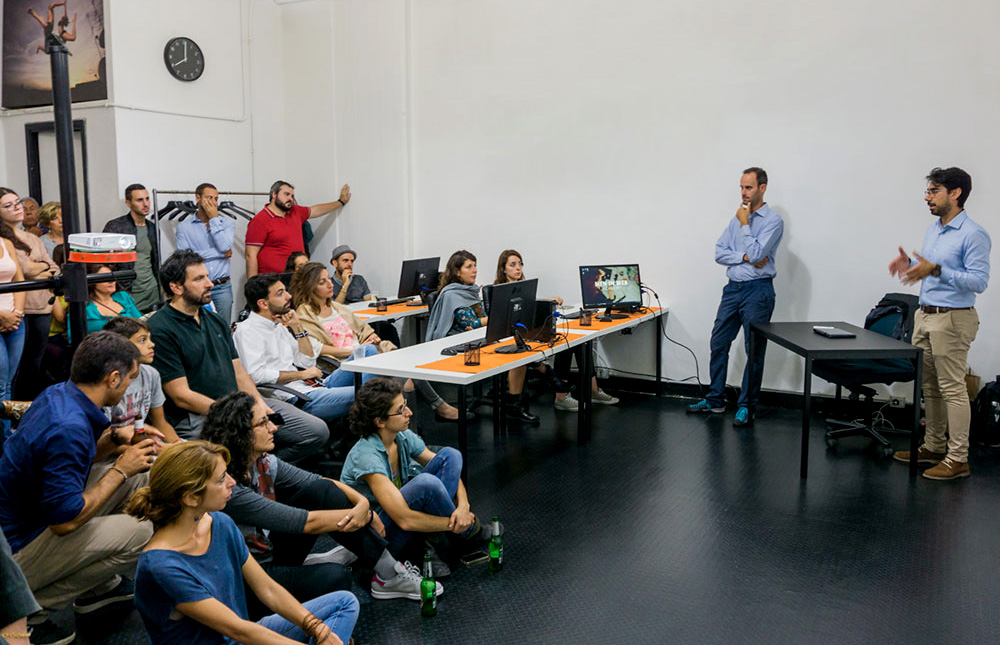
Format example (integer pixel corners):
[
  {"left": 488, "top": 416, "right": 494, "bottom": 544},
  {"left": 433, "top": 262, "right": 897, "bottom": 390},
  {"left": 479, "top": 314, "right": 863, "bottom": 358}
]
[{"left": 148, "top": 250, "right": 328, "bottom": 465}]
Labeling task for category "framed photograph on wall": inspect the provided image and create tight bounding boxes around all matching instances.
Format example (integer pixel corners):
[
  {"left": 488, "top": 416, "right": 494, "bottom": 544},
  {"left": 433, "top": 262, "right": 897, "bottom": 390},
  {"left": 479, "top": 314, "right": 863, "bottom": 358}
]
[{"left": 2, "top": 0, "right": 107, "bottom": 109}]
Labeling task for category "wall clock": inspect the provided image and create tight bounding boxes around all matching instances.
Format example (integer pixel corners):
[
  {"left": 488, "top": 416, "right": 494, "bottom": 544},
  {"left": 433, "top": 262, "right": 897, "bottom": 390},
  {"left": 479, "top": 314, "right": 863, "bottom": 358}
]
[{"left": 164, "top": 37, "right": 204, "bottom": 82}]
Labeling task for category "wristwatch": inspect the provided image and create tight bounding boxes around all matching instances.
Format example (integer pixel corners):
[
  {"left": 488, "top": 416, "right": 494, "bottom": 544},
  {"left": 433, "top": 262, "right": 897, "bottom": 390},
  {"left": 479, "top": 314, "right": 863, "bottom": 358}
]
[{"left": 931, "top": 264, "right": 942, "bottom": 277}]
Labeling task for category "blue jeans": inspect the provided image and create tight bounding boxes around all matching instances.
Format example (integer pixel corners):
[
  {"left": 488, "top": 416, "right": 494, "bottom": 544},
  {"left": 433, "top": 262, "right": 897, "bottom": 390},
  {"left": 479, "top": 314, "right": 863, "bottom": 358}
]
[
  {"left": 706, "top": 278, "right": 775, "bottom": 411},
  {"left": 211, "top": 281, "right": 234, "bottom": 323},
  {"left": 301, "top": 344, "right": 378, "bottom": 422},
  {"left": 253, "top": 591, "right": 358, "bottom": 645},
  {"left": 0, "top": 323, "right": 26, "bottom": 439},
  {"left": 380, "top": 447, "right": 463, "bottom": 556}
]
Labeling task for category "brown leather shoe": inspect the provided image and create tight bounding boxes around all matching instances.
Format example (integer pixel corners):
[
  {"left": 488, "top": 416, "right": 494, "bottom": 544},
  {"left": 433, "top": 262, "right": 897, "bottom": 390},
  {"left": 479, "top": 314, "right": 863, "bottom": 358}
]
[
  {"left": 893, "top": 445, "right": 946, "bottom": 465},
  {"left": 922, "top": 457, "right": 971, "bottom": 481}
]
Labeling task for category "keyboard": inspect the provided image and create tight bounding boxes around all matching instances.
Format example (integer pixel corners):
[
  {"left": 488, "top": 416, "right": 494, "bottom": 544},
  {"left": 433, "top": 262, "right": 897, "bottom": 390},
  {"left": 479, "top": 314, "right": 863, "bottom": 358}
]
[
  {"left": 558, "top": 308, "right": 598, "bottom": 320},
  {"left": 441, "top": 339, "right": 485, "bottom": 356},
  {"left": 366, "top": 296, "right": 415, "bottom": 308}
]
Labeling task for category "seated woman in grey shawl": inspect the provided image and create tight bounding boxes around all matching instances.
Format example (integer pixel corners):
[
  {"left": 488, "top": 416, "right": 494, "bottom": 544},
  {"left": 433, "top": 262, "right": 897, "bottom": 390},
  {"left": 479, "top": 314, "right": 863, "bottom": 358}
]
[{"left": 425, "top": 250, "right": 538, "bottom": 425}]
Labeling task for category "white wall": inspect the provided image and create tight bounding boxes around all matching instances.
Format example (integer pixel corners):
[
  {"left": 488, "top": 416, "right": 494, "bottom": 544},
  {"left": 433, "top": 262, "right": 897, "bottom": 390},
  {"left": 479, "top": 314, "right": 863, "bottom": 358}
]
[
  {"left": 4, "top": 0, "right": 996, "bottom": 399},
  {"left": 391, "top": 0, "right": 1000, "bottom": 398}
]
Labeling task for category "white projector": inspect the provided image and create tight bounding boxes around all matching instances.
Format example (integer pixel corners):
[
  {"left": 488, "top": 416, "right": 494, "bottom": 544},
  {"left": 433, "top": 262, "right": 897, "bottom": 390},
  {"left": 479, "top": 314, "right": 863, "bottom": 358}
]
[{"left": 68, "top": 233, "right": 137, "bottom": 252}]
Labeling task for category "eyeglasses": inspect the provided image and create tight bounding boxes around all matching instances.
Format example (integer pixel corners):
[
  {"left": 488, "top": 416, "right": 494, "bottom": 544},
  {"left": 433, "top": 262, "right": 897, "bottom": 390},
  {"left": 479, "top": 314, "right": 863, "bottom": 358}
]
[
  {"left": 0, "top": 199, "right": 23, "bottom": 210},
  {"left": 385, "top": 404, "right": 410, "bottom": 418},
  {"left": 252, "top": 412, "right": 285, "bottom": 429},
  {"left": 925, "top": 187, "right": 945, "bottom": 196}
]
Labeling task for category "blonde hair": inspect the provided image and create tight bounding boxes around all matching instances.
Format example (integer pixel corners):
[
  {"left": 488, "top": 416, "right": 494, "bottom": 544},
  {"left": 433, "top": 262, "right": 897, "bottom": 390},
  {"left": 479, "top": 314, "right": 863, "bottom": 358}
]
[
  {"left": 127, "top": 441, "right": 230, "bottom": 528},
  {"left": 38, "top": 201, "right": 62, "bottom": 228}
]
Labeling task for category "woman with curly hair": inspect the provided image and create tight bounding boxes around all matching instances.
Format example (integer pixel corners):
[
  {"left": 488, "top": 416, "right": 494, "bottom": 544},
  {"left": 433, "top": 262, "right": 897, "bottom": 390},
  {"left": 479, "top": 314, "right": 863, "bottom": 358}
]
[
  {"left": 341, "top": 378, "right": 500, "bottom": 573},
  {"left": 200, "top": 392, "right": 441, "bottom": 608},
  {"left": 128, "top": 440, "right": 359, "bottom": 644}
]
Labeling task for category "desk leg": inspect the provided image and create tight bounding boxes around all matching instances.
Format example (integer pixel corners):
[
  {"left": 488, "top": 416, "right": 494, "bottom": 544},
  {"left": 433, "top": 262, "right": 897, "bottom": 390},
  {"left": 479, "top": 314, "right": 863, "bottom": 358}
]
[
  {"left": 655, "top": 315, "right": 663, "bottom": 397},
  {"left": 492, "top": 374, "right": 505, "bottom": 436},
  {"left": 578, "top": 340, "right": 593, "bottom": 445},
  {"left": 801, "top": 357, "right": 812, "bottom": 479},
  {"left": 353, "top": 372, "right": 362, "bottom": 391},
  {"left": 910, "top": 349, "right": 923, "bottom": 477},
  {"left": 458, "top": 386, "right": 469, "bottom": 484}
]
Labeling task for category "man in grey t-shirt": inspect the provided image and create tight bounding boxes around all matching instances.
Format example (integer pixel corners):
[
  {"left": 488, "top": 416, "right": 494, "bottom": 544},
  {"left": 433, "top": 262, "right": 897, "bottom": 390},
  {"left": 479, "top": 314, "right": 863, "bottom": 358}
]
[{"left": 331, "top": 245, "right": 370, "bottom": 304}]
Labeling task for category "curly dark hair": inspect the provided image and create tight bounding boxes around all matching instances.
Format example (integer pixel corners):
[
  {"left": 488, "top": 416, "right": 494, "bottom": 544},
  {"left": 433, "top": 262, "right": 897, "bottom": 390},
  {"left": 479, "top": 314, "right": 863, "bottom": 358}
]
[
  {"left": 200, "top": 391, "right": 257, "bottom": 486},
  {"left": 348, "top": 377, "right": 403, "bottom": 438}
]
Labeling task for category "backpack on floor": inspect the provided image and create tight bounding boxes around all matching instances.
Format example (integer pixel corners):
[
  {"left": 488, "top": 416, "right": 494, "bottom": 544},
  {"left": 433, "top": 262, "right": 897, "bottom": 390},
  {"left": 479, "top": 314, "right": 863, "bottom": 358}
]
[{"left": 971, "top": 376, "right": 1000, "bottom": 448}]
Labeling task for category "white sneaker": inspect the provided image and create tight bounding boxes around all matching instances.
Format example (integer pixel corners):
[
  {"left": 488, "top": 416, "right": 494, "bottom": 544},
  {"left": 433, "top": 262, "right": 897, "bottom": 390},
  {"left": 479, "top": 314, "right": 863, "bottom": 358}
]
[
  {"left": 370, "top": 560, "right": 443, "bottom": 601},
  {"left": 592, "top": 389, "right": 619, "bottom": 405},
  {"left": 554, "top": 393, "right": 579, "bottom": 411},
  {"left": 303, "top": 545, "right": 358, "bottom": 566}
]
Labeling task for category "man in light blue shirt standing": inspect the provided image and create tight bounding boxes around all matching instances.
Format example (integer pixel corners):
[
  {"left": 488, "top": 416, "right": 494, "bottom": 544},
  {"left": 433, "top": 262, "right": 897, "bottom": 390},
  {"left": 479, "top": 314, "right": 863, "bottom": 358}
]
[
  {"left": 175, "top": 182, "right": 236, "bottom": 322},
  {"left": 889, "top": 167, "right": 990, "bottom": 481},
  {"left": 688, "top": 167, "right": 784, "bottom": 427}
]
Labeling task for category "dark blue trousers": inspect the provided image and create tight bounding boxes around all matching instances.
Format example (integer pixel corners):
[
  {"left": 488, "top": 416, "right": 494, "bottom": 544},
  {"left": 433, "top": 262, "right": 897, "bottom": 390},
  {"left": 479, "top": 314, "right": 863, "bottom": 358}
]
[{"left": 705, "top": 278, "right": 775, "bottom": 410}]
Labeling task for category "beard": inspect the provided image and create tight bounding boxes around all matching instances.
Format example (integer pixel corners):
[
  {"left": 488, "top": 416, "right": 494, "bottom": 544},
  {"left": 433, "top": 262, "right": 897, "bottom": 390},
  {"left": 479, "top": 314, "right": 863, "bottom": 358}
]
[
  {"left": 273, "top": 198, "right": 293, "bottom": 212},
  {"left": 181, "top": 285, "right": 212, "bottom": 307},
  {"left": 269, "top": 302, "right": 292, "bottom": 316}
]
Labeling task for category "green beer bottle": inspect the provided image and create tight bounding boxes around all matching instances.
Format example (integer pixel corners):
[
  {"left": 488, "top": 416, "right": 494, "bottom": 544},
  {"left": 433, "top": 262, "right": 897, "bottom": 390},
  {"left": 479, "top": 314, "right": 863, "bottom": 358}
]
[
  {"left": 420, "top": 553, "right": 437, "bottom": 617},
  {"left": 488, "top": 515, "right": 503, "bottom": 571}
]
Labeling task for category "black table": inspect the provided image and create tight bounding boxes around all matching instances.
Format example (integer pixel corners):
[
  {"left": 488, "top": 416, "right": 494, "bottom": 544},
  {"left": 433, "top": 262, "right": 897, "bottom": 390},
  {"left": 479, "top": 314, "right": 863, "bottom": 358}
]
[{"left": 748, "top": 321, "right": 922, "bottom": 478}]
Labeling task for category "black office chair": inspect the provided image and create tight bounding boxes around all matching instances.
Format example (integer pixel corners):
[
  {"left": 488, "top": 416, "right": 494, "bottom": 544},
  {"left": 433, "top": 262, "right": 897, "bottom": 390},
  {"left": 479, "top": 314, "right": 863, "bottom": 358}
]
[{"left": 812, "top": 293, "right": 919, "bottom": 457}]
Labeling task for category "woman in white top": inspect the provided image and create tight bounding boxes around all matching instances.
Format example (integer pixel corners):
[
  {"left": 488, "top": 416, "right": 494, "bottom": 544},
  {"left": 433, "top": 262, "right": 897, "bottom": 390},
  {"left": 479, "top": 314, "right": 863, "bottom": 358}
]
[{"left": 0, "top": 188, "right": 27, "bottom": 438}]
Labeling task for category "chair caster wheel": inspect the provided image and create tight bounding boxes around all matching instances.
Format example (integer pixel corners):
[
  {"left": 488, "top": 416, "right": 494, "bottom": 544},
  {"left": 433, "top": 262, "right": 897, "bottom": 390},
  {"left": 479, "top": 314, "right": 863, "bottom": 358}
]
[
  {"left": 881, "top": 447, "right": 895, "bottom": 459},
  {"left": 825, "top": 437, "right": 837, "bottom": 449}
]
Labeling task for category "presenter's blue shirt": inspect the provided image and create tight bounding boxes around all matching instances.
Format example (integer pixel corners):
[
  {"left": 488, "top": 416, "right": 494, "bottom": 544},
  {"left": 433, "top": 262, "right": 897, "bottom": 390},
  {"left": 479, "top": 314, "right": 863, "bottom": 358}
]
[
  {"left": 175, "top": 215, "right": 236, "bottom": 282},
  {"left": 915, "top": 211, "right": 991, "bottom": 308},
  {"left": 0, "top": 382, "right": 110, "bottom": 553},
  {"left": 714, "top": 203, "right": 784, "bottom": 282},
  {"left": 135, "top": 512, "right": 250, "bottom": 645}
]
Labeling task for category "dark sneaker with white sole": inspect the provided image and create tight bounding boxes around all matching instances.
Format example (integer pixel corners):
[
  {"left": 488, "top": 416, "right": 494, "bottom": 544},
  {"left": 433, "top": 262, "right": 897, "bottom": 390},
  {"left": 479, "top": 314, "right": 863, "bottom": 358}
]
[
  {"left": 72, "top": 576, "right": 134, "bottom": 614},
  {"left": 27, "top": 619, "right": 76, "bottom": 645}
]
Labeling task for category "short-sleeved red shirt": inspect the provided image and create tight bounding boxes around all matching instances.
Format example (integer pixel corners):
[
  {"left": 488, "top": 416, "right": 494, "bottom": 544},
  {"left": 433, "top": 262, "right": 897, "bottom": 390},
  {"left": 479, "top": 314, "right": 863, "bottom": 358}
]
[{"left": 246, "top": 204, "right": 310, "bottom": 274}]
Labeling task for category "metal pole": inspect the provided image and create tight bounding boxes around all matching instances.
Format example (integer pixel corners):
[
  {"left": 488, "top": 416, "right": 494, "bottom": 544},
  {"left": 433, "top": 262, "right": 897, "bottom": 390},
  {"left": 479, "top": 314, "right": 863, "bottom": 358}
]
[{"left": 47, "top": 32, "right": 88, "bottom": 350}]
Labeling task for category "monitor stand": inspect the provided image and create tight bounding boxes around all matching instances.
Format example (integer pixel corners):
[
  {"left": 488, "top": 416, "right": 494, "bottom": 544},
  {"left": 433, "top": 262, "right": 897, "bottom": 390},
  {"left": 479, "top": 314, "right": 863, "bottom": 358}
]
[
  {"left": 596, "top": 306, "right": 628, "bottom": 321},
  {"left": 495, "top": 329, "right": 531, "bottom": 354}
]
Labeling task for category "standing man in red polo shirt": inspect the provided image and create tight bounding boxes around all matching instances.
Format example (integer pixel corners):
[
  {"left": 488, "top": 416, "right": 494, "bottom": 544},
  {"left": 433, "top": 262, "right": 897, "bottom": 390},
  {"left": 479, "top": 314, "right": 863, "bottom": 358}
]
[{"left": 245, "top": 180, "right": 351, "bottom": 277}]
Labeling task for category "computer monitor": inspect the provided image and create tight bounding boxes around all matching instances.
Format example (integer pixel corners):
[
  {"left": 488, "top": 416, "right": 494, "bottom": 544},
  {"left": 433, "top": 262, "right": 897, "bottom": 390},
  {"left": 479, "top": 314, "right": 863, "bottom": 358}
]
[
  {"left": 485, "top": 278, "right": 538, "bottom": 354},
  {"left": 397, "top": 257, "right": 440, "bottom": 304},
  {"left": 579, "top": 264, "right": 642, "bottom": 320}
]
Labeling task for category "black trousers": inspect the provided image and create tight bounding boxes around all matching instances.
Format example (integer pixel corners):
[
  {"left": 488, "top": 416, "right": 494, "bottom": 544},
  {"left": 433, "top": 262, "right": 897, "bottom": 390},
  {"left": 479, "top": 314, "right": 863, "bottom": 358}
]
[
  {"left": 244, "top": 478, "right": 388, "bottom": 619},
  {"left": 14, "top": 313, "right": 51, "bottom": 400}
]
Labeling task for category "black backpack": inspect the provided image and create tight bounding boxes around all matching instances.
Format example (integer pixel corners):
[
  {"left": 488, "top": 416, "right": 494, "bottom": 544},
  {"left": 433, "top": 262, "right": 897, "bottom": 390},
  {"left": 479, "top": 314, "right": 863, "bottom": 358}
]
[
  {"left": 864, "top": 293, "right": 919, "bottom": 341},
  {"left": 971, "top": 377, "right": 1000, "bottom": 448}
]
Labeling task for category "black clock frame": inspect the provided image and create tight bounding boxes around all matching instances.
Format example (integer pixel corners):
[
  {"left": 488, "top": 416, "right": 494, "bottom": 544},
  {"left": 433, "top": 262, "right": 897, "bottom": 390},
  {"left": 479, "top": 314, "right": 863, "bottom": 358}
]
[{"left": 163, "top": 37, "right": 205, "bottom": 82}]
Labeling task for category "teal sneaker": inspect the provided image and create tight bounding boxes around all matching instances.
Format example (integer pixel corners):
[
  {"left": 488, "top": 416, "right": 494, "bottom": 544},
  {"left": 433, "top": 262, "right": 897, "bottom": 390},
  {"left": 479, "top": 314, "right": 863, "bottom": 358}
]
[
  {"left": 733, "top": 406, "right": 753, "bottom": 427},
  {"left": 687, "top": 399, "right": 725, "bottom": 414}
]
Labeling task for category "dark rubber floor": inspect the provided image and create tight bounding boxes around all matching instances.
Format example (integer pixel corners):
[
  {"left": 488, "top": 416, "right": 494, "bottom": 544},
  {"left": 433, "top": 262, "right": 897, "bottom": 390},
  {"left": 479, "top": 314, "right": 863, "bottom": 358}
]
[{"left": 65, "top": 389, "right": 1000, "bottom": 644}]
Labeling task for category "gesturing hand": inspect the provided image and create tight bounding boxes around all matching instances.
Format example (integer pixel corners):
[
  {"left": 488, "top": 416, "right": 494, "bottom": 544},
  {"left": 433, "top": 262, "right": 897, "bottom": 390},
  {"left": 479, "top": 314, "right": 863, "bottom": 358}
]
[
  {"left": 888, "top": 246, "right": 911, "bottom": 277},
  {"left": 901, "top": 251, "right": 937, "bottom": 286}
]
